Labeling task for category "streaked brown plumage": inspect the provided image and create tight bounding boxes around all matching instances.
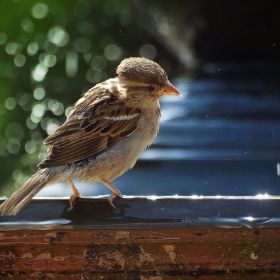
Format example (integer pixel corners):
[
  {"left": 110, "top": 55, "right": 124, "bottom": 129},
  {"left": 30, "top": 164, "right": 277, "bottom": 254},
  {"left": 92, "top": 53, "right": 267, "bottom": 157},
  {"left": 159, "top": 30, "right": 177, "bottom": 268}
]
[{"left": 0, "top": 57, "right": 181, "bottom": 216}]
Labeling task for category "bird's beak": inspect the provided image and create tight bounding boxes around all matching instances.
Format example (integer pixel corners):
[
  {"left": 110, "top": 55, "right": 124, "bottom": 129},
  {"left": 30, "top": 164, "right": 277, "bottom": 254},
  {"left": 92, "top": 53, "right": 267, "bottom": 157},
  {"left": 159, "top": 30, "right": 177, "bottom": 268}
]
[{"left": 163, "top": 81, "right": 182, "bottom": 97}]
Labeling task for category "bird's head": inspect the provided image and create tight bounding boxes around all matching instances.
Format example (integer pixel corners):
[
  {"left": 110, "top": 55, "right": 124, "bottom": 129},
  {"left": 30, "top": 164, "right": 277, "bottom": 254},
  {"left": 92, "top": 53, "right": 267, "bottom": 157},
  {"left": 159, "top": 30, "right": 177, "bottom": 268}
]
[{"left": 116, "top": 57, "right": 181, "bottom": 105}]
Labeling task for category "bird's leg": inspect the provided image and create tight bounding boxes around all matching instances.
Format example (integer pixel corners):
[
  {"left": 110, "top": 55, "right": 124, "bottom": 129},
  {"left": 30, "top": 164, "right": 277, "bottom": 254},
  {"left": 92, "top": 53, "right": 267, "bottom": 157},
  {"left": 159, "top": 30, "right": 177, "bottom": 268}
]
[
  {"left": 67, "top": 179, "right": 81, "bottom": 208},
  {"left": 99, "top": 178, "right": 121, "bottom": 209}
]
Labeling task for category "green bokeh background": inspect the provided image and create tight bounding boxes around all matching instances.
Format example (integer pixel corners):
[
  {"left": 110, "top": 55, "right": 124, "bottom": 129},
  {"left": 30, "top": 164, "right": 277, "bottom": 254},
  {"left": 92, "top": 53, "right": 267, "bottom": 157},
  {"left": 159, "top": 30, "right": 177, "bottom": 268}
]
[{"left": 0, "top": 0, "right": 173, "bottom": 195}]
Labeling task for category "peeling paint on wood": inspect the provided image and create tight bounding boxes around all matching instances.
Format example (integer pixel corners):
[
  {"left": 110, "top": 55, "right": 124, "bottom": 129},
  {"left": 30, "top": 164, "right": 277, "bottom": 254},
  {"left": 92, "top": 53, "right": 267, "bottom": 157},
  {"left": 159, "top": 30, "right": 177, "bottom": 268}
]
[{"left": 0, "top": 228, "right": 280, "bottom": 279}]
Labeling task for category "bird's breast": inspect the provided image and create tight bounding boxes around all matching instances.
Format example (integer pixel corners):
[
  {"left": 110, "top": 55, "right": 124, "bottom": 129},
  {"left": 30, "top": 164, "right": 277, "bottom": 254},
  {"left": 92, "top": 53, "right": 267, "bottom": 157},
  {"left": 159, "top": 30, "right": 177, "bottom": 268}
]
[{"left": 72, "top": 107, "right": 160, "bottom": 183}]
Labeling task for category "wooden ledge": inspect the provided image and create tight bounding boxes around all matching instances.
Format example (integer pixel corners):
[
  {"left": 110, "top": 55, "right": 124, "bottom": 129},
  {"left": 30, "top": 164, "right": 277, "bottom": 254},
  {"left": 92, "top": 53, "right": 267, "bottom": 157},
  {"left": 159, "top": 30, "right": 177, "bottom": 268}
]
[
  {"left": 0, "top": 195, "right": 280, "bottom": 230},
  {"left": 0, "top": 197, "right": 280, "bottom": 279}
]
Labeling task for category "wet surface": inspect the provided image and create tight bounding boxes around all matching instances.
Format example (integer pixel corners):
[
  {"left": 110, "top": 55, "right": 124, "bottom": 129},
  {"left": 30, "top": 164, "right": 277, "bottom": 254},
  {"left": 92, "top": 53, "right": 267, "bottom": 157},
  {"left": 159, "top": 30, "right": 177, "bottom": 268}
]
[{"left": 1, "top": 196, "right": 280, "bottom": 229}]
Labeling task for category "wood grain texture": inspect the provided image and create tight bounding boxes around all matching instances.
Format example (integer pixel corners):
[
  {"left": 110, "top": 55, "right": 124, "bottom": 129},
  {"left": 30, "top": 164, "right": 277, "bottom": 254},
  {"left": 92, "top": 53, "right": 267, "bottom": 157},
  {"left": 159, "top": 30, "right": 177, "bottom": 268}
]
[
  {"left": 0, "top": 227, "right": 280, "bottom": 279},
  {"left": 1, "top": 197, "right": 280, "bottom": 279}
]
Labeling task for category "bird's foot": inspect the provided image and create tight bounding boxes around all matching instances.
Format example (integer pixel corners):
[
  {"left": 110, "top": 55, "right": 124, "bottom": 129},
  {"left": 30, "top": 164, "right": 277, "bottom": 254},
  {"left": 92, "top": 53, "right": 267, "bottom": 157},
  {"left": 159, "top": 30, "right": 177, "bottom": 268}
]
[
  {"left": 108, "top": 191, "right": 122, "bottom": 210},
  {"left": 99, "top": 178, "right": 122, "bottom": 209},
  {"left": 69, "top": 194, "right": 81, "bottom": 208},
  {"left": 67, "top": 179, "right": 81, "bottom": 209}
]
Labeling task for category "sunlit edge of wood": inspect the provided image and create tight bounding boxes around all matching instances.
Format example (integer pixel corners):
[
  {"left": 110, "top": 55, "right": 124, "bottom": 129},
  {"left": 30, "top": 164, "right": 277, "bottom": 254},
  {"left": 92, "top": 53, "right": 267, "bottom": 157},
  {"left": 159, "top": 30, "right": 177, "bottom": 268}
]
[{"left": 1, "top": 194, "right": 279, "bottom": 200}]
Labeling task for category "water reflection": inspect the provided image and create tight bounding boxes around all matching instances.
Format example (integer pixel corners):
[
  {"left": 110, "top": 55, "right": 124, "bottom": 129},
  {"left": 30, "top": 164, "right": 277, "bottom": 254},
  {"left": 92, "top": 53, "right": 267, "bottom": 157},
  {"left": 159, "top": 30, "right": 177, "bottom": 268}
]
[{"left": 1, "top": 196, "right": 280, "bottom": 228}]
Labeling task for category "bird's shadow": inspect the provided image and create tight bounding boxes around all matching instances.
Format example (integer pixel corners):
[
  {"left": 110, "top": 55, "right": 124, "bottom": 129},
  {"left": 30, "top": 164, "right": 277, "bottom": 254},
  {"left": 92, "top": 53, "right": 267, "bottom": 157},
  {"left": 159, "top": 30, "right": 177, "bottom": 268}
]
[
  {"left": 60, "top": 197, "right": 132, "bottom": 225},
  {"left": 60, "top": 196, "right": 188, "bottom": 227}
]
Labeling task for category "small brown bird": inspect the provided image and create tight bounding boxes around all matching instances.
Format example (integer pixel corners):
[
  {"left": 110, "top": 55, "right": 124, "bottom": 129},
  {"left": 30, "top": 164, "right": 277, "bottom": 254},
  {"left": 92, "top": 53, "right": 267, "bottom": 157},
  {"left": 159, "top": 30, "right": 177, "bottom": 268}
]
[{"left": 0, "top": 57, "right": 181, "bottom": 216}]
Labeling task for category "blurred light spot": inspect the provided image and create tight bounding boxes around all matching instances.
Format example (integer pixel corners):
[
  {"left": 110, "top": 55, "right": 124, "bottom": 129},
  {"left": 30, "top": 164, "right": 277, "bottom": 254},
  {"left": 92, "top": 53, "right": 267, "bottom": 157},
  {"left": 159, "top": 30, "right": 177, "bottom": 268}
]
[
  {"left": 26, "top": 117, "right": 38, "bottom": 129},
  {"left": 13, "top": 169, "right": 24, "bottom": 183},
  {"left": 74, "top": 1, "right": 91, "bottom": 18},
  {"left": 0, "top": 33, "right": 7, "bottom": 45},
  {"left": 148, "top": 195, "right": 157, "bottom": 201},
  {"left": 43, "top": 41, "right": 58, "bottom": 54},
  {"left": 86, "top": 69, "right": 107, "bottom": 83},
  {"left": 5, "top": 42, "right": 19, "bottom": 55},
  {"left": 65, "top": 106, "right": 73, "bottom": 117},
  {"left": 31, "top": 131, "right": 43, "bottom": 143},
  {"left": 156, "top": 15, "right": 170, "bottom": 36},
  {"left": 44, "top": 54, "right": 56, "bottom": 67},
  {"left": 27, "top": 42, "right": 39, "bottom": 56},
  {"left": 5, "top": 98, "right": 16, "bottom": 110},
  {"left": 31, "top": 113, "right": 41, "bottom": 123},
  {"left": 48, "top": 26, "right": 69, "bottom": 47},
  {"left": 48, "top": 99, "right": 57, "bottom": 110},
  {"left": 32, "top": 3, "right": 49, "bottom": 19},
  {"left": 7, "top": 139, "right": 20, "bottom": 154},
  {"left": 104, "top": 0, "right": 121, "bottom": 15},
  {"left": 33, "top": 87, "right": 45, "bottom": 100},
  {"left": 42, "top": 98, "right": 50, "bottom": 110},
  {"left": 52, "top": 103, "right": 64, "bottom": 116},
  {"left": 139, "top": 44, "right": 157, "bottom": 60},
  {"left": 32, "top": 104, "right": 45, "bottom": 118},
  {"left": 66, "top": 51, "right": 78, "bottom": 78},
  {"left": 74, "top": 37, "right": 91, "bottom": 53},
  {"left": 244, "top": 216, "right": 255, "bottom": 221},
  {"left": 91, "top": 55, "right": 107, "bottom": 71},
  {"left": 19, "top": 94, "right": 33, "bottom": 111},
  {"left": 25, "top": 141, "right": 36, "bottom": 154},
  {"left": 5, "top": 123, "right": 24, "bottom": 141},
  {"left": 29, "top": 163, "right": 39, "bottom": 172},
  {"left": 94, "top": 71, "right": 107, "bottom": 83},
  {"left": 84, "top": 52, "right": 92, "bottom": 62},
  {"left": 86, "top": 69, "right": 96, "bottom": 83},
  {"left": 32, "top": 63, "right": 48, "bottom": 82},
  {"left": 47, "top": 123, "right": 58, "bottom": 135},
  {"left": 39, "top": 52, "right": 47, "bottom": 63},
  {"left": 104, "top": 45, "right": 121, "bottom": 61},
  {"left": 20, "top": 154, "right": 31, "bottom": 166},
  {"left": 256, "top": 193, "right": 269, "bottom": 199},
  {"left": 41, "top": 117, "right": 50, "bottom": 130},
  {"left": 14, "top": 54, "right": 26, "bottom": 67},
  {"left": 21, "top": 18, "right": 34, "bottom": 33}
]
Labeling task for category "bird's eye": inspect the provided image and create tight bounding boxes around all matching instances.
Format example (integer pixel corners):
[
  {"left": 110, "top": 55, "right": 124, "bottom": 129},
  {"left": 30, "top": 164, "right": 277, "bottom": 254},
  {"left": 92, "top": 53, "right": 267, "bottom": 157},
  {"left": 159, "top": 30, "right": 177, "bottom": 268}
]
[{"left": 147, "top": 86, "right": 154, "bottom": 91}]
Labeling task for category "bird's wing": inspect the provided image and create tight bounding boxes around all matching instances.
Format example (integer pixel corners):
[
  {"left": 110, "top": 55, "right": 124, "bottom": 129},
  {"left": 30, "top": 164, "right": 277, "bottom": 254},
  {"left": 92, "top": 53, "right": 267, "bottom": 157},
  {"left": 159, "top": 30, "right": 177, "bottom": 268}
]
[{"left": 38, "top": 88, "right": 141, "bottom": 169}]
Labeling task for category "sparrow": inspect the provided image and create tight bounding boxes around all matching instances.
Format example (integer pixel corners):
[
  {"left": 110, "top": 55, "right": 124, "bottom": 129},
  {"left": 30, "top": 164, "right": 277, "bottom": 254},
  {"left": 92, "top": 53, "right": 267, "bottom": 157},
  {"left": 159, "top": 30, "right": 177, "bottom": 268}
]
[{"left": 0, "top": 57, "right": 181, "bottom": 216}]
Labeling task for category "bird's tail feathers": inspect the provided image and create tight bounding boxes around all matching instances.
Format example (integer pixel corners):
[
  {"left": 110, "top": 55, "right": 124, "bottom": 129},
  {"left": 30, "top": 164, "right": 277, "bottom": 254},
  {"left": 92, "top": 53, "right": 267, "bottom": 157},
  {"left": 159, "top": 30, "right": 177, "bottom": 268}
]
[{"left": 0, "top": 168, "right": 53, "bottom": 216}]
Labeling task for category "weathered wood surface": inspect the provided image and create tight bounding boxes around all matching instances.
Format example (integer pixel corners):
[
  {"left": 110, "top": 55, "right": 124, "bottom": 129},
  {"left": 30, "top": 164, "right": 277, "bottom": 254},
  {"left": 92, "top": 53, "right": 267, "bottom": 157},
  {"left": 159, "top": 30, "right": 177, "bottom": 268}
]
[
  {"left": 0, "top": 197, "right": 280, "bottom": 279},
  {"left": 1, "top": 228, "right": 280, "bottom": 279}
]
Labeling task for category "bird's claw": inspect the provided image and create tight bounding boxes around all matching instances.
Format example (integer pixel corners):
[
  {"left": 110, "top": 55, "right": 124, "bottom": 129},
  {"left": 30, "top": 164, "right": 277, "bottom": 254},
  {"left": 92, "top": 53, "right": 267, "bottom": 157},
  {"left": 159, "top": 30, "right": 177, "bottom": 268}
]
[
  {"left": 108, "top": 193, "right": 121, "bottom": 210},
  {"left": 69, "top": 194, "right": 80, "bottom": 208}
]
